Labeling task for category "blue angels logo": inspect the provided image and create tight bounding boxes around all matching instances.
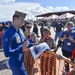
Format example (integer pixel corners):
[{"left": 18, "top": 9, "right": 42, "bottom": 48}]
[{"left": 16, "top": 36, "right": 21, "bottom": 43}]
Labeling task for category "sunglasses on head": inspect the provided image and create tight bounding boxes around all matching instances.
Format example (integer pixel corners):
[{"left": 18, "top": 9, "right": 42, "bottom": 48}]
[{"left": 26, "top": 26, "right": 31, "bottom": 28}]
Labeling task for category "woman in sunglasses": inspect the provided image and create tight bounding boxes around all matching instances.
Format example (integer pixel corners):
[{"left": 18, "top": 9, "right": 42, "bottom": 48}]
[{"left": 24, "top": 22, "right": 38, "bottom": 47}]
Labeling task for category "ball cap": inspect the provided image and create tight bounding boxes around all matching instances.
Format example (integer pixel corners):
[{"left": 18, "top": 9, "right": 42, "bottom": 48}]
[{"left": 14, "top": 11, "right": 26, "bottom": 18}]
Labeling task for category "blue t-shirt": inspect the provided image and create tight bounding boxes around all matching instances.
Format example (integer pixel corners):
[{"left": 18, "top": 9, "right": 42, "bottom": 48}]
[{"left": 59, "top": 30, "right": 75, "bottom": 52}]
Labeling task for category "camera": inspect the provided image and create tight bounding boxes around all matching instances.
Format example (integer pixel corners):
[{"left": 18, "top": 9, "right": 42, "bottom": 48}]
[{"left": 66, "top": 30, "right": 71, "bottom": 37}]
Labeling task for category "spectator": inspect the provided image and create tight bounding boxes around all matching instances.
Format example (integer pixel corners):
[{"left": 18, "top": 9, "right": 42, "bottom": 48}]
[
  {"left": 39, "top": 27, "right": 57, "bottom": 50},
  {"left": 40, "top": 22, "right": 44, "bottom": 37},
  {"left": 0, "top": 22, "right": 4, "bottom": 48},
  {"left": 53, "top": 20, "right": 64, "bottom": 42},
  {"left": 33, "top": 21, "right": 38, "bottom": 37},
  {"left": 24, "top": 22, "right": 38, "bottom": 47},
  {"left": 3, "top": 22, "right": 10, "bottom": 31},
  {"left": 58, "top": 21, "right": 75, "bottom": 75},
  {"left": 68, "top": 51, "right": 75, "bottom": 75}
]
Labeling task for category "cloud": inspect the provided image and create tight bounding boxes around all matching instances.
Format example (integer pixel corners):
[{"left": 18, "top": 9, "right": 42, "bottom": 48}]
[
  {"left": 0, "top": 0, "right": 15, "bottom": 3},
  {"left": 47, "top": 6, "right": 54, "bottom": 11},
  {"left": 55, "top": 6, "right": 69, "bottom": 11},
  {"left": 0, "top": 1, "right": 70, "bottom": 21}
]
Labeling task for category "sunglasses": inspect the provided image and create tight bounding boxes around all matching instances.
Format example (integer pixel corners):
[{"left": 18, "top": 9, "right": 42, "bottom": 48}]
[{"left": 26, "top": 26, "right": 31, "bottom": 28}]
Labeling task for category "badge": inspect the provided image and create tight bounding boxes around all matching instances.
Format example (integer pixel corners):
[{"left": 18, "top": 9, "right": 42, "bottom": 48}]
[
  {"left": 16, "top": 36, "right": 21, "bottom": 43},
  {"left": 67, "top": 42, "right": 71, "bottom": 45}
]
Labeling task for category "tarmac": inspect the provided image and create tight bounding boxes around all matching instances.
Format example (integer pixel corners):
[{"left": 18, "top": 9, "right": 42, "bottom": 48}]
[{"left": 0, "top": 49, "right": 12, "bottom": 75}]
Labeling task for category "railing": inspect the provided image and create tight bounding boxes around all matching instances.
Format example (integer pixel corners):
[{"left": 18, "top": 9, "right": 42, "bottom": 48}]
[
  {"left": 50, "top": 51, "right": 75, "bottom": 75},
  {"left": 24, "top": 48, "right": 75, "bottom": 75}
]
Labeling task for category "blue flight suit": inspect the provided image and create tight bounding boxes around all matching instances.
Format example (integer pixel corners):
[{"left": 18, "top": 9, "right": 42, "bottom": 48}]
[{"left": 2, "top": 25, "right": 28, "bottom": 75}]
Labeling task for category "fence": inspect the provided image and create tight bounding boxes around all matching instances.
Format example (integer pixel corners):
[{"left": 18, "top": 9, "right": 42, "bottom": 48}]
[{"left": 24, "top": 48, "right": 75, "bottom": 75}]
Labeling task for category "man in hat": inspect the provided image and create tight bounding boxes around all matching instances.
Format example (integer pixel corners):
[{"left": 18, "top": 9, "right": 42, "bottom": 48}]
[{"left": 2, "top": 11, "right": 28, "bottom": 75}]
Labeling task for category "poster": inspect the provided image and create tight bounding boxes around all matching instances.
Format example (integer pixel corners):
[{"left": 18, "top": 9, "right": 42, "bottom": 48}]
[{"left": 30, "top": 42, "right": 50, "bottom": 60}]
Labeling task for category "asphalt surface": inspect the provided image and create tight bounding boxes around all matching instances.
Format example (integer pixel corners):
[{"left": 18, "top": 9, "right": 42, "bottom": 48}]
[{"left": 0, "top": 49, "right": 12, "bottom": 75}]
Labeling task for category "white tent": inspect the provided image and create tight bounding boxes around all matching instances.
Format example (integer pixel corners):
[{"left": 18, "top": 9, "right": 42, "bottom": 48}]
[
  {"left": 58, "top": 13, "right": 75, "bottom": 19},
  {"left": 47, "top": 14, "right": 59, "bottom": 20},
  {"left": 42, "top": 17, "right": 48, "bottom": 20}
]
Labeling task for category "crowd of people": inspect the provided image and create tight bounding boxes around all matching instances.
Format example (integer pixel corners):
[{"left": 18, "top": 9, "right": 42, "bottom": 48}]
[
  {"left": 0, "top": 21, "right": 11, "bottom": 48},
  {"left": 1, "top": 10, "right": 75, "bottom": 75}
]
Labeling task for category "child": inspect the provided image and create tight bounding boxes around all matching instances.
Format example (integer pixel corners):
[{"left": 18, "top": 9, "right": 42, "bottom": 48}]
[{"left": 39, "top": 27, "right": 57, "bottom": 50}]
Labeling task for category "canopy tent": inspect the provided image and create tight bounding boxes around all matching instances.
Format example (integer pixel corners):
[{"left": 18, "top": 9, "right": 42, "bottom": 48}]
[
  {"left": 36, "top": 10, "right": 75, "bottom": 17},
  {"left": 47, "top": 14, "right": 59, "bottom": 20},
  {"left": 42, "top": 14, "right": 59, "bottom": 20},
  {"left": 42, "top": 17, "right": 48, "bottom": 20},
  {"left": 58, "top": 13, "right": 75, "bottom": 19}
]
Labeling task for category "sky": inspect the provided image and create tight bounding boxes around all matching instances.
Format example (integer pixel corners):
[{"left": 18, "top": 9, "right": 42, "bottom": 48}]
[{"left": 0, "top": 0, "right": 75, "bottom": 21}]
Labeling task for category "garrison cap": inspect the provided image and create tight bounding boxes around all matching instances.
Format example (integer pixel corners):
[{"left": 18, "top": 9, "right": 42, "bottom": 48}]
[{"left": 14, "top": 11, "right": 26, "bottom": 18}]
